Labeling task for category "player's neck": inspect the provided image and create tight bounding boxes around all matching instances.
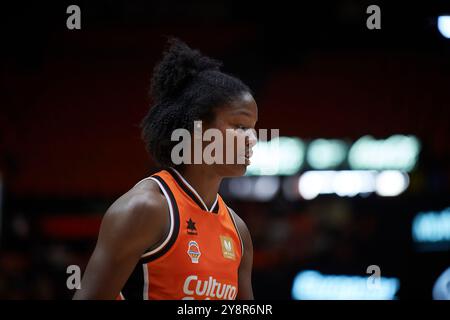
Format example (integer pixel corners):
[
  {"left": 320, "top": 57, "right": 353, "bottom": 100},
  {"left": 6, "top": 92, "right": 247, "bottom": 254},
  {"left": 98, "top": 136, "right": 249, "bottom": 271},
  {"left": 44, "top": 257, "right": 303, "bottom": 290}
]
[{"left": 176, "top": 165, "right": 221, "bottom": 210}]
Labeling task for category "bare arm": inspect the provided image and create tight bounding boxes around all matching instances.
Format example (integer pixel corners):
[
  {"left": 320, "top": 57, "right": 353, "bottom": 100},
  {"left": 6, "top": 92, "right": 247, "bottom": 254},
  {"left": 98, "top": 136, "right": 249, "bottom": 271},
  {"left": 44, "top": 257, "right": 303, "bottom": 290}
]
[
  {"left": 73, "top": 181, "right": 168, "bottom": 300},
  {"left": 230, "top": 209, "right": 254, "bottom": 300}
]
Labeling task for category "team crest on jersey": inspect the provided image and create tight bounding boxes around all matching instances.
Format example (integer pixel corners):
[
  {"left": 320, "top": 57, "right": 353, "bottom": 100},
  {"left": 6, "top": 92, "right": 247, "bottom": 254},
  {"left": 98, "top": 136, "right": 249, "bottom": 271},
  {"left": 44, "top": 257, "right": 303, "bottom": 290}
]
[
  {"left": 219, "top": 235, "right": 236, "bottom": 260},
  {"left": 187, "top": 240, "right": 201, "bottom": 263},
  {"left": 186, "top": 218, "right": 197, "bottom": 235}
]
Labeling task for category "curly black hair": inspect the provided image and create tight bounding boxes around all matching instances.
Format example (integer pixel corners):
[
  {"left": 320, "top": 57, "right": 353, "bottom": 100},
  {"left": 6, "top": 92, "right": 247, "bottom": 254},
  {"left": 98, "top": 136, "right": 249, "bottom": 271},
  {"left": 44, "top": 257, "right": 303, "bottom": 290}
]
[{"left": 141, "top": 38, "right": 251, "bottom": 168}]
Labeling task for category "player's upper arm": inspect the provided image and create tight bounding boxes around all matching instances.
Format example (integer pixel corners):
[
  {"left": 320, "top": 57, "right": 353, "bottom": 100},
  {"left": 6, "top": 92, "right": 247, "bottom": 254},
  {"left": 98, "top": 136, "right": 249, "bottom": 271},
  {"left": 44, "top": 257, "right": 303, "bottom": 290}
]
[
  {"left": 229, "top": 207, "right": 254, "bottom": 300},
  {"left": 73, "top": 183, "right": 168, "bottom": 300}
]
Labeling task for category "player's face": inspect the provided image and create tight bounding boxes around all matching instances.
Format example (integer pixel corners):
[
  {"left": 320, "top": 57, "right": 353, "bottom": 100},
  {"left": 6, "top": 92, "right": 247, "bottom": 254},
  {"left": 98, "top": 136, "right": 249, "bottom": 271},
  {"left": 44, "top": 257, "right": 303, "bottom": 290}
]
[{"left": 206, "top": 91, "right": 258, "bottom": 177}]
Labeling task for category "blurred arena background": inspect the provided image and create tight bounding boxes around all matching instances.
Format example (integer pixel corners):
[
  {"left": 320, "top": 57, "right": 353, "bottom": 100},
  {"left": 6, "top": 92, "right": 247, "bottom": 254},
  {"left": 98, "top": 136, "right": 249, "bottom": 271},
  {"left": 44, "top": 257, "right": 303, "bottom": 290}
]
[{"left": 0, "top": 1, "right": 449, "bottom": 299}]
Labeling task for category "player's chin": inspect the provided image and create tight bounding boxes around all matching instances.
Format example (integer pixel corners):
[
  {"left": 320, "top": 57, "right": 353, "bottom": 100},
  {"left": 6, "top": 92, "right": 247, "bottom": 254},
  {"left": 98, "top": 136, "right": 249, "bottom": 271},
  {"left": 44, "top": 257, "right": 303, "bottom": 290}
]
[{"left": 224, "top": 162, "right": 249, "bottom": 177}]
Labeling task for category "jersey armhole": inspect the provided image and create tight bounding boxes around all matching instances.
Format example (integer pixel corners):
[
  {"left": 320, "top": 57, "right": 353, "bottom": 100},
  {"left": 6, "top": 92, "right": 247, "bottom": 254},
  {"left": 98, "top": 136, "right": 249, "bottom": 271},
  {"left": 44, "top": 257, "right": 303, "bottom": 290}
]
[{"left": 139, "top": 176, "right": 180, "bottom": 264}]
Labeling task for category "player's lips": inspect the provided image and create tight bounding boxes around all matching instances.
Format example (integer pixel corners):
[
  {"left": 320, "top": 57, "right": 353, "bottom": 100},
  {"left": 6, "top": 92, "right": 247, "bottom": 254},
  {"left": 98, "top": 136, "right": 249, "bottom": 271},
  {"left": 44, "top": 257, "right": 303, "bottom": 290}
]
[
  {"left": 237, "top": 147, "right": 253, "bottom": 165},
  {"left": 245, "top": 148, "right": 253, "bottom": 159},
  {"left": 244, "top": 149, "right": 253, "bottom": 165}
]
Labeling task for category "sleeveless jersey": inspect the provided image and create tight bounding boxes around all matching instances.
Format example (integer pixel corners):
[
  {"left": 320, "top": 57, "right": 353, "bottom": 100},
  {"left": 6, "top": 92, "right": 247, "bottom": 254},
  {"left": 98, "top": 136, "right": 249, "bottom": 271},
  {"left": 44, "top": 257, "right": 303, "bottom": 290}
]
[{"left": 117, "top": 167, "right": 243, "bottom": 300}]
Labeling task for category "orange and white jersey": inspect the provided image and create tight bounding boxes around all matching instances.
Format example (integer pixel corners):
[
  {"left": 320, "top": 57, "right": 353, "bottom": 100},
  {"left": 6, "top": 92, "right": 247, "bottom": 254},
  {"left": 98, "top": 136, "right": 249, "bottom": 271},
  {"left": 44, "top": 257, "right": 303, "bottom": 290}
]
[{"left": 117, "top": 168, "right": 243, "bottom": 300}]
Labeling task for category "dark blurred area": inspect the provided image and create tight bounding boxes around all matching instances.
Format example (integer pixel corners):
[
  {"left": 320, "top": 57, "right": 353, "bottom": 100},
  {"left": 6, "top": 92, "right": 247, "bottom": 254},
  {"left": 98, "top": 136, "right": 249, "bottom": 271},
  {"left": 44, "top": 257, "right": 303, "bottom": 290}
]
[{"left": 0, "top": 0, "right": 449, "bottom": 299}]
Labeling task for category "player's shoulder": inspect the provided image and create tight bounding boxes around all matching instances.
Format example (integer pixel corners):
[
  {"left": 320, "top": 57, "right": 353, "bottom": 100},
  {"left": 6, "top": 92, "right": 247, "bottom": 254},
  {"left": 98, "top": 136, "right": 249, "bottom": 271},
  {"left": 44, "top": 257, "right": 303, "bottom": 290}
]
[
  {"left": 104, "top": 178, "right": 169, "bottom": 229},
  {"left": 96, "top": 178, "right": 170, "bottom": 256}
]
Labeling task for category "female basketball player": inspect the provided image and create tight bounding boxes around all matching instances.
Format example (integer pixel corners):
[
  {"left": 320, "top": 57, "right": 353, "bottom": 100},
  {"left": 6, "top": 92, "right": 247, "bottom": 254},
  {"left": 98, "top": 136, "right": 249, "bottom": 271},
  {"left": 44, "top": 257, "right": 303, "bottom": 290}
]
[{"left": 73, "top": 39, "right": 257, "bottom": 300}]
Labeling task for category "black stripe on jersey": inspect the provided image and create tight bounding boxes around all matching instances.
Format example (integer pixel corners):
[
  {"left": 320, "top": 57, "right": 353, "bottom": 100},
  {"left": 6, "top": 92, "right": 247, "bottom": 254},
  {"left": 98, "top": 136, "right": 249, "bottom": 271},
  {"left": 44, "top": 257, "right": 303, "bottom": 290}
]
[
  {"left": 167, "top": 168, "right": 206, "bottom": 211},
  {"left": 211, "top": 196, "right": 220, "bottom": 214},
  {"left": 210, "top": 196, "right": 220, "bottom": 214},
  {"left": 167, "top": 167, "right": 220, "bottom": 214},
  {"left": 121, "top": 262, "right": 144, "bottom": 300},
  {"left": 140, "top": 175, "right": 180, "bottom": 264}
]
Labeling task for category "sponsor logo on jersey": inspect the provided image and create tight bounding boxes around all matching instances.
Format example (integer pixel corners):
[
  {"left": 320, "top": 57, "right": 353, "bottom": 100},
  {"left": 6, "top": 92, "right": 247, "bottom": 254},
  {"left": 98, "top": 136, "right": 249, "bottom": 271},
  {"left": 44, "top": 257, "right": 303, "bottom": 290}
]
[
  {"left": 182, "top": 275, "right": 237, "bottom": 300},
  {"left": 186, "top": 218, "right": 197, "bottom": 235},
  {"left": 219, "top": 235, "right": 236, "bottom": 260},
  {"left": 187, "top": 240, "right": 201, "bottom": 263}
]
